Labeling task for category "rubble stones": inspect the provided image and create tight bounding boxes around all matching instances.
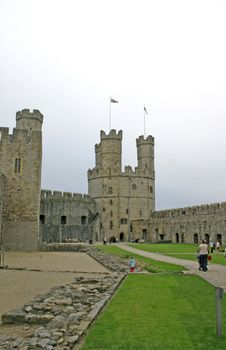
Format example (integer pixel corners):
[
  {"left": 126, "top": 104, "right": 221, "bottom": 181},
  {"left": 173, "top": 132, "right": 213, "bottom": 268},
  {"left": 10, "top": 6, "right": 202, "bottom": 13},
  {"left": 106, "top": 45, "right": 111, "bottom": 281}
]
[{"left": 0, "top": 247, "right": 128, "bottom": 349}]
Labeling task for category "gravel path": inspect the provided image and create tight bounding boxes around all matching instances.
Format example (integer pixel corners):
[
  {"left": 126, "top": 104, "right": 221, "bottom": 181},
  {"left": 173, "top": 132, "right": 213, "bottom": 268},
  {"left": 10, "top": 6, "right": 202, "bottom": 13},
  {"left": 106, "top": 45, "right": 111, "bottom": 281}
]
[{"left": 117, "top": 243, "right": 226, "bottom": 291}]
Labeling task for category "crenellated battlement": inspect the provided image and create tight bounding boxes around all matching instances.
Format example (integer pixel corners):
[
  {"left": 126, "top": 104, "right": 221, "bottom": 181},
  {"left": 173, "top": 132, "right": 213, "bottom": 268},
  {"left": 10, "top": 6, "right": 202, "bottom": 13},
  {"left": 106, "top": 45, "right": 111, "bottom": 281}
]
[
  {"left": 152, "top": 201, "right": 226, "bottom": 219},
  {"left": 100, "top": 129, "right": 122, "bottom": 140},
  {"left": 136, "top": 135, "right": 154, "bottom": 146},
  {"left": 0, "top": 126, "right": 41, "bottom": 145},
  {"left": 41, "top": 190, "right": 94, "bottom": 203},
  {"left": 16, "top": 109, "right": 43, "bottom": 124}
]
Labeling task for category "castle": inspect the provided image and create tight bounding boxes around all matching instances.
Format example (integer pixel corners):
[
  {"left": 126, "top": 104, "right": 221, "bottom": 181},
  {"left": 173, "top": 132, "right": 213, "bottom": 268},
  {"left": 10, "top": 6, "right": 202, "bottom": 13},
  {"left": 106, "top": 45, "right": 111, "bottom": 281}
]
[{"left": 0, "top": 109, "right": 225, "bottom": 250}]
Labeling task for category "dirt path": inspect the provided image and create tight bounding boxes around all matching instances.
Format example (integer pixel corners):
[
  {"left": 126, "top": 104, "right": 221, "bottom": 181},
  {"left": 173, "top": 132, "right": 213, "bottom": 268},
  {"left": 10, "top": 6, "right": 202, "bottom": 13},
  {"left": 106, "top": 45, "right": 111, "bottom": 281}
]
[
  {"left": 117, "top": 243, "right": 226, "bottom": 291},
  {"left": 0, "top": 251, "right": 109, "bottom": 323}
]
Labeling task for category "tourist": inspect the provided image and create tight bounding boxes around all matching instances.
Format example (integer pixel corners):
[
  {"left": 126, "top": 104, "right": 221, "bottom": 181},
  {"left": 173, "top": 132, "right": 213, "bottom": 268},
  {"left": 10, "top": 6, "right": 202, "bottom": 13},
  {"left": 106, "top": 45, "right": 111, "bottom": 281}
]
[
  {"left": 197, "top": 240, "right": 209, "bottom": 271},
  {"left": 210, "top": 241, "right": 214, "bottom": 253},
  {"left": 216, "top": 241, "right": 220, "bottom": 252},
  {"left": 128, "top": 256, "right": 136, "bottom": 272},
  {"left": 103, "top": 237, "right": 107, "bottom": 245}
]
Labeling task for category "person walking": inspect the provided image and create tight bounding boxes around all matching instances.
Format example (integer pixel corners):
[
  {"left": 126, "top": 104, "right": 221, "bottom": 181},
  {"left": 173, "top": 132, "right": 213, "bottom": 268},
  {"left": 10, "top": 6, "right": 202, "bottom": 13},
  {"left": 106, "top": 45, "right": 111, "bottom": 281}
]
[{"left": 198, "top": 240, "right": 209, "bottom": 271}]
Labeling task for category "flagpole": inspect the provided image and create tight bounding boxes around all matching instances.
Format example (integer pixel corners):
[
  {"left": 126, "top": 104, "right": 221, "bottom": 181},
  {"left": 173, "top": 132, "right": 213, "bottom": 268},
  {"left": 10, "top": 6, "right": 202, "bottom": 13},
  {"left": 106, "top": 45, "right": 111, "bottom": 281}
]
[
  {"left": 109, "top": 97, "right": 111, "bottom": 132},
  {"left": 144, "top": 105, "right": 146, "bottom": 138}
]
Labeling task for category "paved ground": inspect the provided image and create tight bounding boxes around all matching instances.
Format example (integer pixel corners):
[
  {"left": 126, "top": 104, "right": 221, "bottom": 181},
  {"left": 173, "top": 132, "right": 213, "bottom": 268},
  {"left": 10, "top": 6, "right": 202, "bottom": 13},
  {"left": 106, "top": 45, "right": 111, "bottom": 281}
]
[
  {"left": 0, "top": 251, "right": 109, "bottom": 323},
  {"left": 117, "top": 243, "right": 226, "bottom": 291}
]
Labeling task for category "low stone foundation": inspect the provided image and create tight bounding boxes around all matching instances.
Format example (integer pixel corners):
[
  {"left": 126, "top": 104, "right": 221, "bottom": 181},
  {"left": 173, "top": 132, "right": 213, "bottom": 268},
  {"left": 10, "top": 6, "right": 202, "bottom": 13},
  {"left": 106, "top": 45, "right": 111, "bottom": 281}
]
[{"left": 0, "top": 247, "right": 129, "bottom": 349}]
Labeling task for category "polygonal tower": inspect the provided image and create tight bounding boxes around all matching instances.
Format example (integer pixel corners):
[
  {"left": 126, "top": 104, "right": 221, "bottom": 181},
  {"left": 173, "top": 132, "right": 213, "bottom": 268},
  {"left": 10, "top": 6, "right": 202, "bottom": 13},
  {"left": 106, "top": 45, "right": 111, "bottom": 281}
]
[
  {"left": 88, "top": 129, "right": 155, "bottom": 243},
  {"left": 0, "top": 109, "right": 43, "bottom": 250}
]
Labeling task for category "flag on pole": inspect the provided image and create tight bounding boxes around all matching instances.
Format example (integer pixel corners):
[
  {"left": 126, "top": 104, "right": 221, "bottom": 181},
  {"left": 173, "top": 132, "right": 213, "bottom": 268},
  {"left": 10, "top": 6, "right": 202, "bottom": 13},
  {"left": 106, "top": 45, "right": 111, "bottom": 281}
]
[
  {"left": 144, "top": 106, "right": 148, "bottom": 115},
  {"left": 110, "top": 97, "right": 118, "bottom": 103}
]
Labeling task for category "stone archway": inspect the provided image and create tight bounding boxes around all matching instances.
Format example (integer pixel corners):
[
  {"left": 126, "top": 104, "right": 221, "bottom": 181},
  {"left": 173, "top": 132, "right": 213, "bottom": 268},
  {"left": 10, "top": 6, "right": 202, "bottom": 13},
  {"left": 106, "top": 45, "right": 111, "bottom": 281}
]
[
  {"left": 204, "top": 233, "right": 209, "bottom": 244},
  {"left": 119, "top": 233, "right": 124, "bottom": 242},
  {"left": 109, "top": 236, "right": 116, "bottom": 243},
  {"left": 175, "top": 233, "right": 179, "bottom": 243},
  {"left": 194, "top": 233, "right": 198, "bottom": 244},
  {"left": 216, "top": 234, "right": 222, "bottom": 244}
]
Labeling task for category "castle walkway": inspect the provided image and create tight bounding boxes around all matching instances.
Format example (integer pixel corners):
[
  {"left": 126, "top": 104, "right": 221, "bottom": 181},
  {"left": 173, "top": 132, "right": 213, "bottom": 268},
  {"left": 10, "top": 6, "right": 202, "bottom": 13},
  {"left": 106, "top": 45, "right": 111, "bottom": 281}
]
[{"left": 117, "top": 243, "right": 226, "bottom": 292}]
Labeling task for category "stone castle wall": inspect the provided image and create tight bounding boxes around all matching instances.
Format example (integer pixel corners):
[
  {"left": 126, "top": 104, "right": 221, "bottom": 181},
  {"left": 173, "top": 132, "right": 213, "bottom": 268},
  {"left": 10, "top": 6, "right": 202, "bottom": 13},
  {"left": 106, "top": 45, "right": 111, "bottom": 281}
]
[
  {"left": 0, "top": 109, "right": 43, "bottom": 250},
  {"left": 40, "top": 190, "right": 99, "bottom": 243},
  {"left": 0, "top": 173, "right": 5, "bottom": 246},
  {"left": 1, "top": 110, "right": 226, "bottom": 249},
  {"left": 148, "top": 202, "right": 226, "bottom": 244}
]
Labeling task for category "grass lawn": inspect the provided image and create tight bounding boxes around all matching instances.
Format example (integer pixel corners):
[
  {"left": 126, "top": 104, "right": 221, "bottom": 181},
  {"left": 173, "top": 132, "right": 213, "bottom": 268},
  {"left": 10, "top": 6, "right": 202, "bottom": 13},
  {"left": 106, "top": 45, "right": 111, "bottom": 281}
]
[
  {"left": 130, "top": 243, "right": 226, "bottom": 265},
  {"left": 81, "top": 274, "right": 226, "bottom": 350},
  {"left": 98, "top": 245, "right": 186, "bottom": 273}
]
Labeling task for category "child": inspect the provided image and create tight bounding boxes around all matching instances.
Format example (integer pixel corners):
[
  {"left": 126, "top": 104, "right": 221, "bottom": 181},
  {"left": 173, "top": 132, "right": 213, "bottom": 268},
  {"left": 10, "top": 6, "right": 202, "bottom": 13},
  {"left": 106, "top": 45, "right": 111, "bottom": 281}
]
[{"left": 128, "top": 256, "right": 136, "bottom": 272}]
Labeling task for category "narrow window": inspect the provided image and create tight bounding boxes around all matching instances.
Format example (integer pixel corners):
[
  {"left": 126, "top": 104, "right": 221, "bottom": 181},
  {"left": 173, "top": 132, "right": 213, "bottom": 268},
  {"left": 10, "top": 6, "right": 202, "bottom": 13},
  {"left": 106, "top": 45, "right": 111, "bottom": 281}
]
[
  {"left": 110, "top": 211, "right": 113, "bottom": 217},
  {"left": 126, "top": 209, "right": 129, "bottom": 214},
  {"left": 110, "top": 221, "right": 113, "bottom": 230},
  {"left": 150, "top": 186, "right": 153, "bottom": 193},
  {"left": 140, "top": 210, "right": 142, "bottom": 217},
  {"left": 109, "top": 186, "right": 113, "bottom": 194},
  {"left": 81, "top": 216, "right": 87, "bottom": 225},
  {"left": 61, "top": 215, "right": 67, "bottom": 225},
  {"left": 110, "top": 199, "right": 113, "bottom": 205},
  {"left": 14, "top": 158, "right": 21, "bottom": 173},
  {"left": 40, "top": 215, "right": 45, "bottom": 224}
]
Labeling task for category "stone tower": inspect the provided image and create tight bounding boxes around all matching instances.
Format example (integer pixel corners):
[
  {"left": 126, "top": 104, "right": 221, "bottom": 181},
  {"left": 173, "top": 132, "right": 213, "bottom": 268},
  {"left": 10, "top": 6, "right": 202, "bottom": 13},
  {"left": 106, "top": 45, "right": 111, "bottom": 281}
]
[
  {"left": 0, "top": 109, "right": 43, "bottom": 250},
  {"left": 88, "top": 129, "right": 155, "bottom": 242}
]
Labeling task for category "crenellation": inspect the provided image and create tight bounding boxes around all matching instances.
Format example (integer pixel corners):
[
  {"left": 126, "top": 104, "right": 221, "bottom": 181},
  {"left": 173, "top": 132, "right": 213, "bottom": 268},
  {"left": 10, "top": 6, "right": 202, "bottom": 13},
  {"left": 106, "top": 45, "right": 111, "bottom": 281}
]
[
  {"left": 16, "top": 108, "right": 43, "bottom": 124},
  {"left": 136, "top": 135, "right": 154, "bottom": 146},
  {"left": 100, "top": 129, "right": 122, "bottom": 140},
  {"left": 1, "top": 108, "right": 226, "bottom": 249}
]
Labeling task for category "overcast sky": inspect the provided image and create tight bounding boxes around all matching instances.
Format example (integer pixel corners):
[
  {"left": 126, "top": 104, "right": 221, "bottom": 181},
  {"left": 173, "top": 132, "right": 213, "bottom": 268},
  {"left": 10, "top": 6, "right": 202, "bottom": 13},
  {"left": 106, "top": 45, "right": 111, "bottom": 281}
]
[{"left": 1, "top": 0, "right": 226, "bottom": 210}]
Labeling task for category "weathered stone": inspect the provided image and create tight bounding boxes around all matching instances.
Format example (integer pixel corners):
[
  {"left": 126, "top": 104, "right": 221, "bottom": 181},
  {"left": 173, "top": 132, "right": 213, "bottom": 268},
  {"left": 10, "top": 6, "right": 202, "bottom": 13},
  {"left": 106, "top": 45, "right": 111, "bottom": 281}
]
[{"left": 2, "top": 309, "right": 26, "bottom": 324}]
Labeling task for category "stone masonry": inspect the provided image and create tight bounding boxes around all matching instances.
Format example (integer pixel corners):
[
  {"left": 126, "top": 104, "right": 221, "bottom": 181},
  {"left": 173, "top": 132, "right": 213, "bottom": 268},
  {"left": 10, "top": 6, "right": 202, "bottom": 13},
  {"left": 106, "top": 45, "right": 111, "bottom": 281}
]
[
  {"left": 0, "top": 109, "right": 226, "bottom": 249},
  {"left": 0, "top": 109, "right": 43, "bottom": 251},
  {"left": 88, "top": 130, "right": 155, "bottom": 243}
]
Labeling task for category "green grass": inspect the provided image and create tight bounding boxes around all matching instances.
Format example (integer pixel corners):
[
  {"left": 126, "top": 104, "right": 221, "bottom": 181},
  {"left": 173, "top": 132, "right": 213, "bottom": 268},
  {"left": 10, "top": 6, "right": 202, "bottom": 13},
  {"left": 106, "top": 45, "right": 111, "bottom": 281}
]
[
  {"left": 98, "top": 245, "right": 185, "bottom": 273},
  {"left": 129, "top": 243, "right": 226, "bottom": 265},
  {"left": 81, "top": 274, "right": 226, "bottom": 350},
  {"left": 130, "top": 243, "right": 199, "bottom": 253}
]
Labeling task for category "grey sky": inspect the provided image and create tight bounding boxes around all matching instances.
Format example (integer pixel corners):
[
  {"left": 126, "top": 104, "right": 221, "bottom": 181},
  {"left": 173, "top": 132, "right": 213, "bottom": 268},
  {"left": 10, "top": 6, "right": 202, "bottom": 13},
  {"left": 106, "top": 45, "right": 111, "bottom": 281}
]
[{"left": 0, "top": 0, "right": 226, "bottom": 210}]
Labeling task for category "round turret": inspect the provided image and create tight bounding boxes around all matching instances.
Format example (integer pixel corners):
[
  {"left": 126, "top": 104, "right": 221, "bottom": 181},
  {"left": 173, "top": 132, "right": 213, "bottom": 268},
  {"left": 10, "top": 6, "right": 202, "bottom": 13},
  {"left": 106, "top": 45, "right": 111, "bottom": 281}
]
[
  {"left": 99, "top": 129, "right": 122, "bottom": 171},
  {"left": 16, "top": 109, "right": 43, "bottom": 131},
  {"left": 136, "top": 135, "right": 154, "bottom": 173}
]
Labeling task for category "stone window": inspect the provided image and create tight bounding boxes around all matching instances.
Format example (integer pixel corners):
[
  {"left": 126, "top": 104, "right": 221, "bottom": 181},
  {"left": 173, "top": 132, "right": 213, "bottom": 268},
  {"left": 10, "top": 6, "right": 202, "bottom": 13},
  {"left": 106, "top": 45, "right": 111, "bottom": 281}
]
[
  {"left": 81, "top": 216, "right": 87, "bottom": 225},
  {"left": 140, "top": 210, "right": 142, "bottom": 217},
  {"left": 110, "top": 211, "right": 113, "bottom": 217},
  {"left": 126, "top": 209, "right": 129, "bottom": 214},
  {"left": 120, "top": 218, "right": 128, "bottom": 224},
  {"left": 130, "top": 225, "right": 133, "bottom": 232},
  {"left": 110, "top": 199, "right": 113, "bottom": 205},
  {"left": 61, "top": 216, "right": 67, "bottom": 225},
  {"left": 109, "top": 187, "right": 113, "bottom": 194},
  {"left": 150, "top": 186, "right": 153, "bottom": 193},
  {"left": 40, "top": 215, "right": 45, "bottom": 224},
  {"left": 110, "top": 221, "right": 113, "bottom": 230},
  {"left": 14, "top": 158, "right": 21, "bottom": 173}
]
